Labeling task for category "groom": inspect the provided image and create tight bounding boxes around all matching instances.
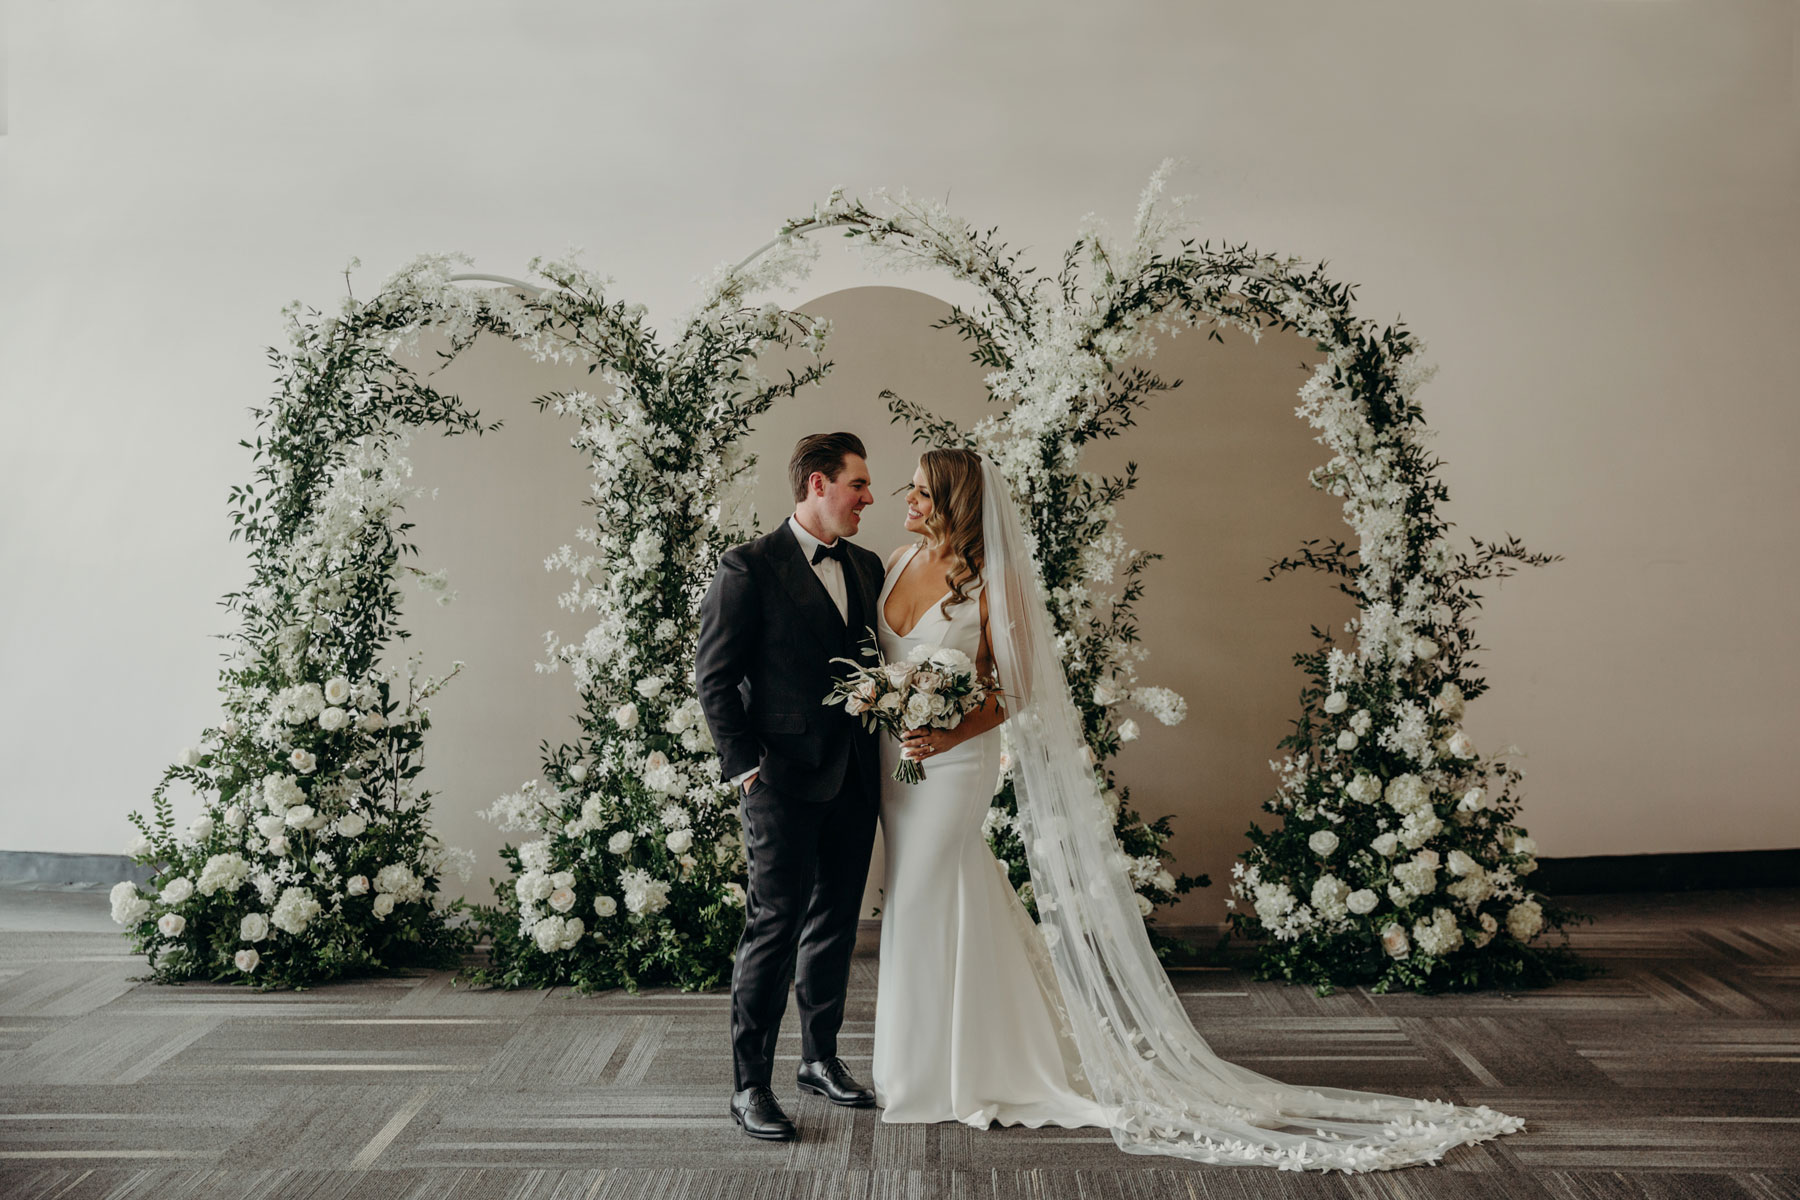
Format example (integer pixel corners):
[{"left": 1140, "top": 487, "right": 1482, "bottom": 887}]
[{"left": 696, "top": 431, "right": 886, "bottom": 1141}]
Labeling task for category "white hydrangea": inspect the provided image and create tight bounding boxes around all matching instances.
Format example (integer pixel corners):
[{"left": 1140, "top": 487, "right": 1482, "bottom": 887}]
[
  {"left": 1310, "top": 874, "right": 1351, "bottom": 921},
  {"left": 197, "top": 853, "right": 251, "bottom": 897},
  {"left": 1399, "top": 809, "right": 1442, "bottom": 849},
  {"left": 374, "top": 863, "right": 425, "bottom": 903},
  {"left": 262, "top": 774, "right": 305, "bottom": 812},
  {"left": 1412, "top": 907, "right": 1464, "bottom": 957},
  {"left": 271, "top": 886, "right": 321, "bottom": 935},
  {"left": 1506, "top": 899, "right": 1544, "bottom": 941},
  {"left": 110, "top": 881, "right": 151, "bottom": 926},
  {"left": 1392, "top": 852, "right": 1439, "bottom": 897},
  {"left": 1345, "top": 773, "right": 1382, "bottom": 805},
  {"left": 620, "top": 868, "right": 671, "bottom": 916},
  {"left": 518, "top": 839, "right": 553, "bottom": 872},
  {"left": 533, "top": 914, "right": 586, "bottom": 952},
  {"left": 1384, "top": 774, "right": 1432, "bottom": 816}
]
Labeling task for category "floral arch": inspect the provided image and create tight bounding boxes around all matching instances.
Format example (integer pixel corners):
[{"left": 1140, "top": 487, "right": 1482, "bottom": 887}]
[{"left": 117, "top": 164, "right": 1572, "bottom": 994}]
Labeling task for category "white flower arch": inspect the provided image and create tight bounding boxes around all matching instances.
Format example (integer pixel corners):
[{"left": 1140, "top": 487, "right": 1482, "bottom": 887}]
[{"left": 120, "top": 164, "right": 1568, "bottom": 995}]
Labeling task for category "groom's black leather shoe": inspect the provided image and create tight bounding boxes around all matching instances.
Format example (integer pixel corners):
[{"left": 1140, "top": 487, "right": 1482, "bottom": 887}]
[
  {"left": 796, "top": 1056, "right": 876, "bottom": 1107},
  {"left": 730, "top": 1085, "right": 798, "bottom": 1141}
]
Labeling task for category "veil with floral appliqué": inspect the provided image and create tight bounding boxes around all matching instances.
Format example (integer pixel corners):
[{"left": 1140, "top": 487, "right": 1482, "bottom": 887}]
[{"left": 976, "top": 455, "right": 1524, "bottom": 1173}]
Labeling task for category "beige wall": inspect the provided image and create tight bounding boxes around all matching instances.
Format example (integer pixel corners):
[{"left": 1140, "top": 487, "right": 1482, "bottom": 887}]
[{"left": 2, "top": 2, "right": 1796, "bottom": 923}]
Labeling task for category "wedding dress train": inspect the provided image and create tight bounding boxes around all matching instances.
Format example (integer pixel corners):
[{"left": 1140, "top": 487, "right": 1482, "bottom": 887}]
[{"left": 866, "top": 461, "right": 1526, "bottom": 1173}]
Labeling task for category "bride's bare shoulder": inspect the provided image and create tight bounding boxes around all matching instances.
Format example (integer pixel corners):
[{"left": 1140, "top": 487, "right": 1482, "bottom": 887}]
[{"left": 884, "top": 543, "right": 917, "bottom": 572}]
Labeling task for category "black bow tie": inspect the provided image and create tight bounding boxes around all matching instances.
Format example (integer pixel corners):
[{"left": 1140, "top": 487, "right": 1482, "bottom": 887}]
[{"left": 811, "top": 541, "right": 848, "bottom": 566}]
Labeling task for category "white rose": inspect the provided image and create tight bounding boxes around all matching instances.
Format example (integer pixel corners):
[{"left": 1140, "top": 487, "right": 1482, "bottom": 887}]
[
  {"left": 221, "top": 717, "right": 241, "bottom": 737},
  {"left": 1118, "top": 719, "right": 1140, "bottom": 743},
  {"left": 1380, "top": 923, "right": 1411, "bottom": 958},
  {"left": 346, "top": 875, "right": 369, "bottom": 896},
  {"left": 635, "top": 676, "right": 665, "bottom": 701},
  {"left": 223, "top": 805, "right": 246, "bottom": 829},
  {"left": 127, "top": 832, "right": 153, "bottom": 858},
  {"left": 593, "top": 895, "right": 618, "bottom": 917},
  {"left": 1457, "top": 788, "right": 1486, "bottom": 813},
  {"left": 188, "top": 815, "right": 215, "bottom": 842},
  {"left": 903, "top": 694, "right": 934, "bottom": 726},
  {"left": 240, "top": 913, "right": 269, "bottom": 942},
  {"left": 372, "top": 893, "right": 396, "bottom": 918},
  {"left": 336, "top": 812, "right": 367, "bottom": 838},
  {"left": 157, "top": 912, "right": 186, "bottom": 937},
  {"left": 723, "top": 882, "right": 746, "bottom": 907},
  {"left": 666, "top": 829, "right": 694, "bottom": 854},
  {"left": 179, "top": 746, "right": 203, "bottom": 768},
  {"left": 318, "top": 707, "right": 349, "bottom": 732},
  {"left": 1323, "top": 691, "right": 1348, "bottom": 715},
  {"left": 1336, "top": 730, "right": 1357, "bottom": 750},
  {"left": 288, "top": 749, "right": 317, "bottom": 774},
  {"left": 608, "top": 831, "right": 633, "bottom": 855},
  {"left": 1371, "top": 832, "right": 1400, "bottom": 857},
  {"left": 1134, "top": 892, "right": 1154, "bottom": 916},
  {"left": 160, "top": 876, "right": 194, "bottom": 905},
  {"left": 358, "top": 712, "right": 386, "bottom": 734},
  {"left": 1447, "top": 850, "right": 1479, "bottom": 877},
  {"left": 1414, "top": 637, "right": 1440, "bottom": 661},
  {"left": 1308, "top": 830, "right": 1339, "bottom": 857},
  {"left": 1092, "top": 682, "right": 1126, "bottom": 707},
  {"left": 568, "top": 762, "right": 589, "bottom": 784},
  {"left": 234, "top": 948, "right": 261, "bottom": 973},
  {"left": 1346, "top": 889, "right": 1379, "bottom": 915},
  {"left": 283, "top": 805, "right": 315, "bottom": 829},
  {"left": 548, "top": 888, "right": 576, "bottom": 913},
  {"left": 324, "top": 677, "right": 352, "bottom": 705},
  {"left": 265, "top": 835, "right": 289, "bottom": 856},
  {"left": 1447, "top": 731, "right": 1476, "bottom": 759},
  {"left": 612, "top": 702, "right": 639, "bottom": 730},
  {"left": 255, "top": 814, "right": 286, "bottom": 840}
]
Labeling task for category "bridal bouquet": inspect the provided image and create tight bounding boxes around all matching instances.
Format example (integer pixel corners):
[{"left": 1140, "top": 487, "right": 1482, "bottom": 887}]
[{"left": 824, "top": 641, "right": 997, "bottom": 784}]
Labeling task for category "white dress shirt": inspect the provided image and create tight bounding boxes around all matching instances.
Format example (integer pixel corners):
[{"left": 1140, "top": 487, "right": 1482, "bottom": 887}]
[
  {"left": 784, "top": 514, "right": 848, "bottom": 622},
  {"left": 732, "top": 515, "right": 850, "bottom": 791}
]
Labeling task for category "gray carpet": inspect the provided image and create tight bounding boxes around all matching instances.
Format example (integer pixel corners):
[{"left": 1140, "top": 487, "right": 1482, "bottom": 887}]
[{"left": 1, "top": 886, "right": 1797, "bottom": 1199}]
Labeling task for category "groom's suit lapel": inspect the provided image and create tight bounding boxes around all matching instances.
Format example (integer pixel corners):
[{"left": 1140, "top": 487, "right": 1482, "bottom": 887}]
[{"left": 768, "top": 523, "right": 846, "bottom": 657}]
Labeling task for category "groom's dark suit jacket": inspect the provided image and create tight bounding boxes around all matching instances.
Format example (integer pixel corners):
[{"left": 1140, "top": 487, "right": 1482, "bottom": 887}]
[{"left": 695, "top": 522, "right": 885, "bottom": 805}]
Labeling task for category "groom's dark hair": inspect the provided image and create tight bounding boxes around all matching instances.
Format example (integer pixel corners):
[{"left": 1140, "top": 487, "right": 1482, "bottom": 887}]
[{"left": 789, "top": 432, "right": 867, "bottom": 501}]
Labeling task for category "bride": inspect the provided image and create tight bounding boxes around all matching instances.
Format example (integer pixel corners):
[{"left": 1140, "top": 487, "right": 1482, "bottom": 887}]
[{"left": 868, "top": 447, "right": 1526, "bottom": 1172}]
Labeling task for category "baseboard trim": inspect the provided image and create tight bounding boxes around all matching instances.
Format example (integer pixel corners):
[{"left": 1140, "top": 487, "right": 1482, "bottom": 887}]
[
  {"left": 1529, "top": 848, "right": 1800, "bottom": 895},
  {"left": 8, "top": 847, "right": 1792, "bottom": 898}
]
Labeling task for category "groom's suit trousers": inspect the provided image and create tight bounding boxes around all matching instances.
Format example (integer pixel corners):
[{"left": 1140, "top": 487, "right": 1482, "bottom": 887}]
[{"left": 730, "top": 769, "right": 879, "bottom": 1091}]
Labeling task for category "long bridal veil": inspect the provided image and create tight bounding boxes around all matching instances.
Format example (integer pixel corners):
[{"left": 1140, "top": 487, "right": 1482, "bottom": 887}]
[{"left": 976, "top": 457, "right": 1524, "bottom": 1173}]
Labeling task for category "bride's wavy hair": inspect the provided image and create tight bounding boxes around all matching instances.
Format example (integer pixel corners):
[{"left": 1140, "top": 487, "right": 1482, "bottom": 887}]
[{"left": 918, "top": 448, "right": 986, "bottom": 619}]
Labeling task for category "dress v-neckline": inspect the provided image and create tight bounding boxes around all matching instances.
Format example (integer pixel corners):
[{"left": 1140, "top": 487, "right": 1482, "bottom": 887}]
[{"left": 881, "top": 544, "right": 955, "bottom": 639}]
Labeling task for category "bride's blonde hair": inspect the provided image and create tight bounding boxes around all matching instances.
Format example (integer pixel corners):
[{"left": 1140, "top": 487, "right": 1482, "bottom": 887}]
[{"left": 918, "top": 448, "right": 985, "bottom": 619}]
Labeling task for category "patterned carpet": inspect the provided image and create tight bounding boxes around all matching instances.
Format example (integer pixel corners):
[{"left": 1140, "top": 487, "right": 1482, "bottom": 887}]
[{"left": 1, "top": 888, "right": 1796, "bottom": 1199}]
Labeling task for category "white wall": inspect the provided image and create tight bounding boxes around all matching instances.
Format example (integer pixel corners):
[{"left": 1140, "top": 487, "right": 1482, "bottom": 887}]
[{"left": 2, "top": 2, "right": 1795, "bottom": 919}]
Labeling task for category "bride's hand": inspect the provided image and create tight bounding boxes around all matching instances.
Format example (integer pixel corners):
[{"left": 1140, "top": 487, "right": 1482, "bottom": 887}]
[{"left": 900, "top": 726, "right": 956, "bottom": 761}]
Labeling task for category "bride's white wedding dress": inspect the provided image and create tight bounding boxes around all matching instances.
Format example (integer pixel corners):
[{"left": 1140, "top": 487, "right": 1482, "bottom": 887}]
[
  {"left": 871, "top": 544, "right": 1113, "bottom": 1129},
  {"left": 866, "top": 459, "right": 1526, "bottom": 1173}
]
